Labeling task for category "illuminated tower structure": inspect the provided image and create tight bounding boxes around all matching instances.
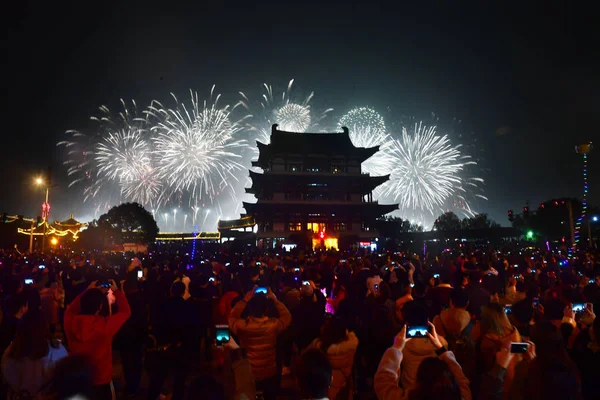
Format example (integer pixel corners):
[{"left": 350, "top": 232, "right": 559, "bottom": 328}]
[
  {"left": 242, "top": 124, "right": 398, "bottom": 250},
  {"left": 574, "top": 143, "right": 593, "bottom": 249}
]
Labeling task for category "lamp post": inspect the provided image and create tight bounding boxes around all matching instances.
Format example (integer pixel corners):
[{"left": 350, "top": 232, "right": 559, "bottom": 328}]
[{"left": 35, "top": 176, "right": 52, "bottom": 252}]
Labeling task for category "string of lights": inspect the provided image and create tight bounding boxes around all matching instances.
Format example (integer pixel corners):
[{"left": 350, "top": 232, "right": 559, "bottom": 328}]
[
  {"left": 574, "top": 143, "right": 592, "bottom": 248},
  {"left": 191, "top": 224, "right": 199, "bottom": 260}
]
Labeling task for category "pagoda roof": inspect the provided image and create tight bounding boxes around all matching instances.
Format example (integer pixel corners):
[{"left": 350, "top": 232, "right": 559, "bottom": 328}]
[
  {"left": 252, "top": 125, "right": 379, "bottom": 168},
  {"left": 54, "top": 214, "right": 84, "bottom": 228},
  {"left": 246, "top": 170, "right": 390, "bottom": 194},
  {"left": 243, "top": 201, "right": 398, "bottom": 217}
]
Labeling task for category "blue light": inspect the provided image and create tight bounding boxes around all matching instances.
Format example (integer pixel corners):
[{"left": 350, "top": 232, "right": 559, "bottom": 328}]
[{"left": 594, "top": 216, "right": 599, "bottom": 222}]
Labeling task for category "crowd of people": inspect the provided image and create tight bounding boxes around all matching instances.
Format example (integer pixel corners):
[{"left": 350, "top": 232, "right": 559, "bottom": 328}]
[{"left": 0, "top": 244, "right": 598, "bottom": 400}]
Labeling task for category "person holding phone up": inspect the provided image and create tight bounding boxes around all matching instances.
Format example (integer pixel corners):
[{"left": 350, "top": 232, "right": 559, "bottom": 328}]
[
  {"left": 64, "top": 280, "right": 131, "bottom": 400},
  {"left": 374, "top": 322, "right": 471, "bottom": 400},
  {"left": 228, "top": 285, "right": 292, "bottom": 400}
]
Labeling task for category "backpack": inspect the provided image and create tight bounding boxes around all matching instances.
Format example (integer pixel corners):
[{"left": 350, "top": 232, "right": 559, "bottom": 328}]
[{"left": 440, "top": 318, "right": 477, "bottom": 383}]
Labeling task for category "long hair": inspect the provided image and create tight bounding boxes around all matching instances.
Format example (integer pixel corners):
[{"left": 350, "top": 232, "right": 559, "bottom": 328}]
[
  {"left": 481, "top": 302, "right": 512, "bottom": 335},
  {"left": 319, "top": 315, "right": 348, "bottom": 352},
  {"left": 525, "top": 320, "right": 582, "bottom": 400},
  {"left": 7, "top": 311, "right": 50, "bottom": 360}
]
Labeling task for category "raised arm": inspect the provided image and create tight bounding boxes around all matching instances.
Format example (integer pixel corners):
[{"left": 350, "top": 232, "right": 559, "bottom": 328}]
[
  {"left": 374, "top": 326, "right": 409, "bottom": 400},
  {"left": 268, "top": 288, "right": 292, "bottom": 333},
  {"left": 105, "top": 280, "right": 131, "bottom": 336}
]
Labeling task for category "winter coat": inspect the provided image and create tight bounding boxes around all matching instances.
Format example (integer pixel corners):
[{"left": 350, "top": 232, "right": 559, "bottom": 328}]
[
  {"left": 309, "top": 332, "right": 359, "bottom": 400},
  {"left": 480, "top": 326, "right": 522, "bottom": 394},
  {"left": 399, "top": 334, "right": 449, "bottom": 391},
  {"left": 40, "top": 286, "right": 61, "bottom": 325},
  {"left": 64, "top": 289, "right": 131, "bottom": 385},
  {"left": 375, "top": 348, "right": 471, "bottom": 400},
  {"left": 229, "top": 298, "right": 292, "bottom": 381},
  {"left": 1, "top": 341, "right": 68, "bottom": 398}
]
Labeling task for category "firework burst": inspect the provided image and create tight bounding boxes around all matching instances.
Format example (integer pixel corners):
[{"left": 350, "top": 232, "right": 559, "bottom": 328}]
[
  {"left": 148, "top": 86, "right": 249, "bottom": 205},
  {"left": 57, "top": 99, "right": 151, "bottom": 211},
  {"left": 377, "top": 122, "right": 485, "bottom": 227},
  {"left": 338, "top": 107, "right": 392, "bottom": 176},
  {"left": 238, "top": 79, "right": 333, "bottom": 144},
  {"left": 338, "top": 107, "right": 388, "bottom": 148}
]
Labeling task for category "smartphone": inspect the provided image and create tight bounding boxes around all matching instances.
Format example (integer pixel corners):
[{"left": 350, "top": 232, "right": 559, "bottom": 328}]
[
  {"left": 513, "top": 264, "right": 519, "bottom": 268},
  {"left": 531, "top": 269, "right": 537, "bottom": 273},
  {"left": 433, "top": 274, "right": 440, "bottom": 279},
  {"left": 302, "top": 280, "right": 310, "bottom": 286},
  {"left": 215, "top": 325, "right": 230, "bottom": 346},
  {"left": 341, "top": 259, "right": 346, "bottom": 263},
  {"left": 38, "top": 265, "right": 45, "bottom": 269},
  {"left": 504, "top": 305, "right": 512, "bottom": 314},
  {"left": 256, "top": 262, "right": 261, "bottom": 266},
  {"left": 294, "top": 267, "right": 300, "bottom": 272},
  {"left": 225, "top": 262, "right": 230, "bottom": 267},
  {"left": 510, "top": 342, "right": 530, "bottom": 354},
  {"left": 137, "top": 270, "right": 143, "bottom": 279},
  {"left": 209, "top": 277, "right": 215, "bottom": 282},
  {"left": 572, "top": 303, "right": 585, "bottom": 313},
  {"left": 406, "top": 325, "right": 430, "bottom": 339},
  {"left": 24, "top": 278, "right": 34, "bottom": 285},
  {"left": 589, "top": 279, "right": 596, "bottom": 284},
  {"left": 410, "top": 283, "right": 415, "bottom": 287},
  {"left": 374, "top": 283, "right": 379, "bottom": 291},
  {"left": 533, "top": 297, "right": 539, "bottom": 307},
  {"left": 254, "top": 286, "right": 268, "bottom": 295}
]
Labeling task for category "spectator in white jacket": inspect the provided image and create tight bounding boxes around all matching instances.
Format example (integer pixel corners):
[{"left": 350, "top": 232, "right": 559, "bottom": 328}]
[
  {"left": 375, "top": 323, "right": 471, "bottom": 400},
  {"left": 1, "top": 311, "right": 68, "bottom": 398}
]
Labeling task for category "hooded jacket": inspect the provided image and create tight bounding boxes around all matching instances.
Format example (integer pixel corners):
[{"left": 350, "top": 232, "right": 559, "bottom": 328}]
[
  {"left": 229, "top": 297, "right": 292, "bottom": 381},
  {"left": 309, "top": 332, "right": 359, "bottom": 400},
  {"left": 480, "top": 325, "right": 522, "bottom": 395},
  {"left": 399, "top": 334, "right": 448, "bottom": 390},
  {"left": 375, "top": 348, "right": 471, "bottom": 400},
  {"left": 433, "top": 308, "right": 474, "bottom": 337},
  {"left": 64, "top": 289, "right": 131, "bottom": 385}
]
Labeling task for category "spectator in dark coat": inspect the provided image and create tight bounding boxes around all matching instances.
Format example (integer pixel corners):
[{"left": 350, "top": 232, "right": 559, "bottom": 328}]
[
  {"left": 147, "top": 281, "right": 195, "bottom": 400},
  {"left": 114, "top": 279, "right": 147, "bottom": 397},
  {"left": 293, "top": 281, "right": 326, "bottom": 351}
]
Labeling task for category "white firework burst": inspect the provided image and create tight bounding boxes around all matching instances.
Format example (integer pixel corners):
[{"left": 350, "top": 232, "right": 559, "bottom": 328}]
[
  {"left": 338, "top": 107, "right": 388, "bottom": 148},
  {"left": 338, "top": 107, "right": 391, "bottom": 176},
  {"left": 57, "top": 99, "right": 149, "bottom": 211},
  {"left": 275, "top": 103, "right": 311, "bottom": 132},
  {"left": 95, "top": 129, "right": 151, "bottom": 182},
  {"left": 149, "top": 86, "right": 249, "bottom": 205},
  {"left": 378, "top": 122, "right": 484, "bottom": 227},
  {"left": 238, "top": 79, "right": 333, "bottom": 144}
]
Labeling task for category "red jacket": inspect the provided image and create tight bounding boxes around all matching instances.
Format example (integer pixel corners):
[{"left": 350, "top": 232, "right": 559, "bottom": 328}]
[{"left": 64, "top": 289, "right": 131, "bottom": 385}]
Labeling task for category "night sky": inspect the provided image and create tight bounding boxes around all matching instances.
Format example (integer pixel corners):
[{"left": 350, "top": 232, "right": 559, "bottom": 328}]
[{"left": 3, "top": 1, "right": 599, "bottom": 226}]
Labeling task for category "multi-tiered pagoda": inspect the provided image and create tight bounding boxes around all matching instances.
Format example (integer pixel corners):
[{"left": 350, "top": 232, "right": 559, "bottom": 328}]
[{"left": 237, "top": 124, "right": 397, "bottom": 250}]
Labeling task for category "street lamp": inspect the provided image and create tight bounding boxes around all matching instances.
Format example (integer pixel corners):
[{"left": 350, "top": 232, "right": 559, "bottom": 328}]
[{"left": 35, "top": 177, "right": 51, "bottom": 252}]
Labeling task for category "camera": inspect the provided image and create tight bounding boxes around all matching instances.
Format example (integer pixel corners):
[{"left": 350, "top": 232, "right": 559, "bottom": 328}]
[
  {"left": 215, "top": 325, "right": 230, "bottom": 346},
  {"left": 510, "top": 342, "right": 530, "bottom": 354},
  {"left": 254, "top": 287, "right": 268, "bottom": 295},
  {"left": 406, "top": 325, "right": 430, "bottom": 339}
]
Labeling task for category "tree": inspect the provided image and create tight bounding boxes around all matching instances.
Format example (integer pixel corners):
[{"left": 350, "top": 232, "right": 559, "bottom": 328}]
[
  {"left": 77, "top": 219, "right": 120, "bottom": 250},
  {"left": 97, "top": 202, "right": 159, "bottom": 244},
  {"left": 461, "top": 213, "right": 500, "bottom": 230},
  {"left": 433, "top": 212, "right": 461, "bottom": 232}
]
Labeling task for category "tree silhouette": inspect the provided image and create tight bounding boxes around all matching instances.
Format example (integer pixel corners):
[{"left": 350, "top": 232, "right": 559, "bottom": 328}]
[
  {"left": 433, "top": 212, "right": 461, "bottom": 232},
  {"left": 97, "top": 202, "right": 159, "bottom": 244},
  {"left": 461, "top": 213, "right": 500, "bottom": 230}
]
